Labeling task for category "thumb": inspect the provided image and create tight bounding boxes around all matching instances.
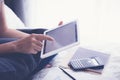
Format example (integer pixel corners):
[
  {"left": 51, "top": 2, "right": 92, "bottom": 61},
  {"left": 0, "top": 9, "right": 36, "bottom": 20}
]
[{"left": 58, "top": 21, "right": 63, "bottom": 26}]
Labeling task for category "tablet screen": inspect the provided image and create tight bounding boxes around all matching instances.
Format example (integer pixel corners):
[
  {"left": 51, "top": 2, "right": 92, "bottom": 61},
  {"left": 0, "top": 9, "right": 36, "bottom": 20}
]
[{"left": 41, "top": 21, "right": 79, "bottom": 58}]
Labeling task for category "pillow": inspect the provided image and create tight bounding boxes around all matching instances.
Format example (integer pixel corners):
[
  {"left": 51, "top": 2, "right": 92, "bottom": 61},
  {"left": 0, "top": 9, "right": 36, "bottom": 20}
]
[{"left": 4, "top": 4, "right": 26, "bottom": 29}]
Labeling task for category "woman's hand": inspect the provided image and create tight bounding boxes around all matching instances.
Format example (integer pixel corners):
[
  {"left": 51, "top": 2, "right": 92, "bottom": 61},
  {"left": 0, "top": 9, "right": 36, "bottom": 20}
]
[
  {"left": 12, "top": 21, "right": 63, "bottom": 54},
  {"left": 13, "top": 34, "right": 54, "bottom": 54}
]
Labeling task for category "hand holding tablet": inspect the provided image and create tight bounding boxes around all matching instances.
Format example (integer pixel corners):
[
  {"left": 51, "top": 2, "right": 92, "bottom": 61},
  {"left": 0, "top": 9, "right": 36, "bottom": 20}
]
[{"left": 41, "top": 21, "right": 79, "bottom": 59}]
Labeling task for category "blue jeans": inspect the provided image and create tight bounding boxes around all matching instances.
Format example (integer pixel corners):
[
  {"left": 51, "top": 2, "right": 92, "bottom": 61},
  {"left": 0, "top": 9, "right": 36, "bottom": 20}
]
[{"left": 0, "top": 29, "right": 56, "bottom": 80}]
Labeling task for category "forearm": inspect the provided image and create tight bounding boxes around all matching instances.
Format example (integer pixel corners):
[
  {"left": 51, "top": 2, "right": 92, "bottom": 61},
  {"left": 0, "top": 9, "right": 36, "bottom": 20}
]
[
  {"left": 0, "top": 41, "right": 16, "bottom": 54},
  {"left": 0, "top": 28, "right": 30, "bottom": 38},
  {"left": 0, "top": 1, "right": 29, "bottom": 38}
]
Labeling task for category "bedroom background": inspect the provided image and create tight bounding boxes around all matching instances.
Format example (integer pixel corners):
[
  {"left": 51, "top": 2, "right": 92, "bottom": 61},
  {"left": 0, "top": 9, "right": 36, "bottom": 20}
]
[{"left": 4, "top": 0, "right": 120, "bottom": 47}]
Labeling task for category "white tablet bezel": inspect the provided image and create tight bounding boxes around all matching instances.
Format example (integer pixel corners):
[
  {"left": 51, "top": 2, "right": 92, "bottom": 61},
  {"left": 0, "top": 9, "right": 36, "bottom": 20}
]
[{"left": 40, "top": 20, "right": 80, "bottom": 59}]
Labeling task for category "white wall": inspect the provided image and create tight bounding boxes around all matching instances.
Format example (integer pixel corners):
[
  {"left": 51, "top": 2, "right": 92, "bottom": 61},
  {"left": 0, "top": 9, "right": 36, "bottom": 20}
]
[{"left": 26, "top": 0, "right": 120, "bottom": 46}]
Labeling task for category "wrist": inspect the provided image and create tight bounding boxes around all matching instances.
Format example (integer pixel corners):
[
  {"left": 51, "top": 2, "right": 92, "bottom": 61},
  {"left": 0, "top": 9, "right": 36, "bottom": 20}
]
[
  {"left": 0, "top": 41, "right": 18, "bottom": 54},
  {"left": 11, "top": 41, "right": 19, "bottom": 53}
]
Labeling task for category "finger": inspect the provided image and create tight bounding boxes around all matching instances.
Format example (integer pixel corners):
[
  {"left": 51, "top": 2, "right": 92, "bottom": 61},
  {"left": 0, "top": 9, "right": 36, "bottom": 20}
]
[
  {"left": 58, "top": 21, "right": 63, "bottom": 26},
  {"left": 30, "top": 49, "right": 38, "bottom": 54},
  {"left": 32, "top": 37, "right": 43, "bottom": 47},
  {"left": 43, "top": 35, "right": 54, "bottom": 41},
  {"left": 33, "top": 43, "right": 42, "bottom": 52},
  {"left": 36, "top": 34, "right": 54, "bottom": 41}
]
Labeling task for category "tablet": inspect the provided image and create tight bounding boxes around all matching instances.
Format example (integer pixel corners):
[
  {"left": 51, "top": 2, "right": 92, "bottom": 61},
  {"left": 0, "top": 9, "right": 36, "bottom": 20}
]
[{"left": 40, "top": 21, "right": 79, "bottom": 59}]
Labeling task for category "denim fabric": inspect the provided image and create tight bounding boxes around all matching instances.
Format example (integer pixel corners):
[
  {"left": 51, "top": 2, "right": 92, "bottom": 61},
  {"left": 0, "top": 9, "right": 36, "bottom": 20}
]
[
  {"left": 0, "top": 29, "right": 57, "bottom": 80},
  {"left": 0, "top": 38, "right": 18, "bottom": 44},
  {"left": 0, "top": 53, "right": 36, "bottom": 80}
]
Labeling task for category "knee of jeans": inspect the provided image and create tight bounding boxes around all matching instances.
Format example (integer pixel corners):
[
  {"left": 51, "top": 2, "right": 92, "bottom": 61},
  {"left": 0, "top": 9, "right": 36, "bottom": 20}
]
[
  {"left": 0, "top": 58, "right": 29, "bottom": 80},
  {"left": 0, "top": 71, "right": 17, "bottom": 80},
  {"left": 0, "top": 65, "right": 19, "bottom": 80},
  {"left": 0, "top": 58, "right": 16, "bottom": 72}
]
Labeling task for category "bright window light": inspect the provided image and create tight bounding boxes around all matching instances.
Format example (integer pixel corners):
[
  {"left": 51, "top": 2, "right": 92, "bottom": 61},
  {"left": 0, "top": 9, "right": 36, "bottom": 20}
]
[{"left": 26, "top": 0, "right": 120, "bottom": 45}]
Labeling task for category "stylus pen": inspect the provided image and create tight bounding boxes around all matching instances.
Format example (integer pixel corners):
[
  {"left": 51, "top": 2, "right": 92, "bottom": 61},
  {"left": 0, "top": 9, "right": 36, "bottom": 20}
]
[{"left": 59, "top": 67, "right": 76, "bottom": 80}]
